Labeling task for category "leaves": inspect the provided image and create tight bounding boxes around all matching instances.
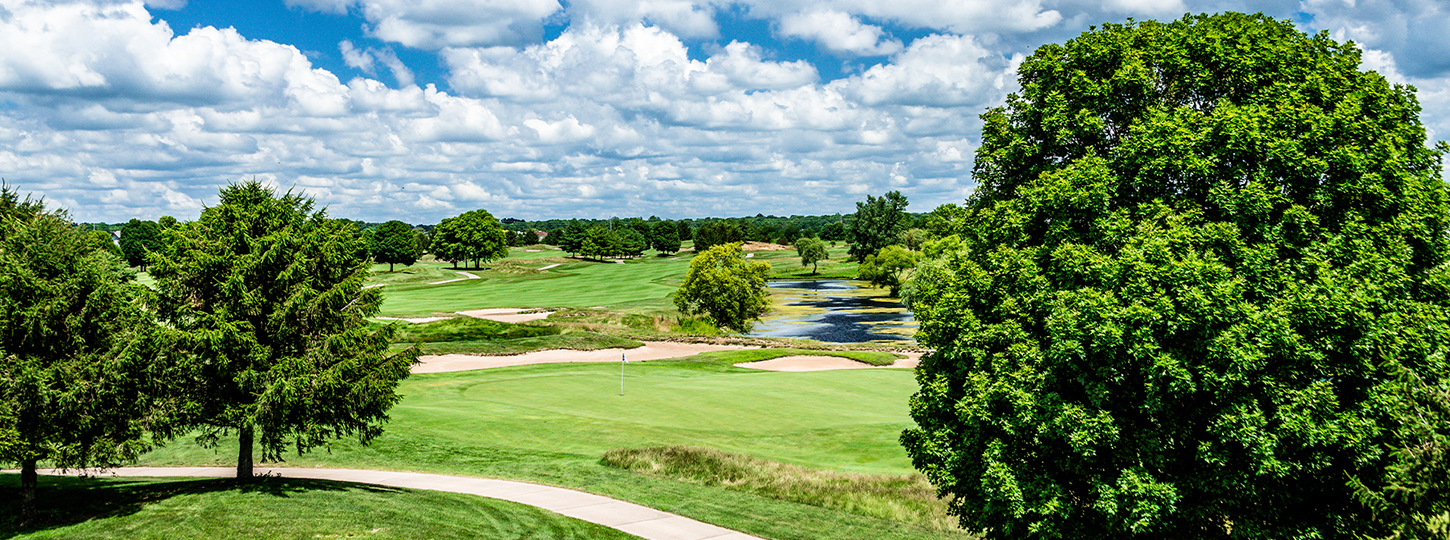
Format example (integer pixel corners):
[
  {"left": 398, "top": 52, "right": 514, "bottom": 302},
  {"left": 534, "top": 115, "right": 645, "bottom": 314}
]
[{"left": 674, "top": 243, "right": 771, "bottom": 333}]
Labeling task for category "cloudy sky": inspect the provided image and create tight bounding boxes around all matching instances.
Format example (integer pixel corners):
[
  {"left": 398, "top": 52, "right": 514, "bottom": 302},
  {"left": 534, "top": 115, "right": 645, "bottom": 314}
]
[{"left": 1, "top": 0, "right": 1447, "bottom": 223}]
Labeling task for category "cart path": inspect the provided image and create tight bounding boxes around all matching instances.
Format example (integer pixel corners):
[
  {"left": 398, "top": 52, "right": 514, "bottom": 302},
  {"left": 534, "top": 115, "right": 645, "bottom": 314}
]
[
  {"left": 30, "top": 466, "right": 764, "bottom": 540},
  {"left": 428, "top": 270, "right": 483, "bottom": 285}
]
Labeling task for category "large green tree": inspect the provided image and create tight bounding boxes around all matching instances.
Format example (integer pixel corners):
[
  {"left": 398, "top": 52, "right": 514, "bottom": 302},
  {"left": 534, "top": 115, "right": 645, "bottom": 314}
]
[
  {"left": 692, "top": 220, "right": 742, "bottom": 253},
  {"left": 431, "top": 209, "right": 508, "bottom": 269},
  {"left": 580, "top": 225, "right": 619, "bottom": 261},
  {"left": 150, "top": 181, "right": 418, "bottom": 480},
  {"left": 674, "top": 243, "right": 771, "bottom": 333},
  {"left": 0, "top": 188, "right": 175, "bottom": 523},
  {"left": 901, "top": 13, "right": 1450, "bottom": 539},
  {"left": 651, "top": 220, "right": 681, "bottom": 255},
  {"left": 845, "top": 191, "right": 908, "bottom": 261},
  {"left": 368, "top": 220, "right": 419, "bottom": 272},
  {"left": 118, "top": 218, "right": 163, "bottom": 270},
  {"left": 794, "top": 236, "right": 828, "bottom": 274},
  {"left": 857, "top": 245, "right": 916, "bottom": 297}
]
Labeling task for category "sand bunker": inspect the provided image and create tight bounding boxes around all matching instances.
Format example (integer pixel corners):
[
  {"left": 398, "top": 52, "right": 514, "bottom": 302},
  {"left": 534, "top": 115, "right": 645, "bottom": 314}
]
[
  {"left": 456, "top": 308, "right": 554, "bottom": 323},
  {"left": 742, "top": 241, "right": 790, "bottom": 251},
  {"left": 735, "top": 355, "right": 920, "bottom": 372},
  {"left": 414, "top": 341, "right": 753, "bottom": 373}
]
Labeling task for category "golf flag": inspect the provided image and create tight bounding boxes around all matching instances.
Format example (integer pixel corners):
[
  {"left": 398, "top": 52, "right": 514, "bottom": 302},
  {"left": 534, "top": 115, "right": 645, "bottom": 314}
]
[{"left": 622, "top": 353, "right": 628, "bottom": 363}]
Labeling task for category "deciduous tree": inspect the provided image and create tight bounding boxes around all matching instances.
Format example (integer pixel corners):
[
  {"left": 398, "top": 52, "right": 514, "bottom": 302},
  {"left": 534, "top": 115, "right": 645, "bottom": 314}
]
[
  {"left": 432, "top": 209, "right": 508, "bottom": 269},
  {"left": 674, "top": 243, "right": 771, "bottom": 333},
  {"left": 857, "top": 245, "right": 915, "bottom": 296},
  {"left": 692, "top": 220, "right": 742, "bottom": 253},
  {"left": 901, "top": 13, "right": 1450, "bottom": 538},
  {"left": 119, "top": 218, "right": 162, "bottom": 270},
  {"left": 794, "top": 237, "right": 828, "bottom": 274},
  {"left": 150, "top": 181, "right": 418, "bottom": 480},
  {"left": 845, "top": 191, "right": 908, "bottom": 261},
  {"left": 368, "top": 220, "right": 418, "bottom": 272}
]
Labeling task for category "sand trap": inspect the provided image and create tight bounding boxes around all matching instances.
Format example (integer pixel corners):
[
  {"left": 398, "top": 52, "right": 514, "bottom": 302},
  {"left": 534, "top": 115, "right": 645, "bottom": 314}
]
[
  {"left": 538, "top": 263, "right": 561, "bottom": 270},
  {"left": 428, "top": 270, "right": 481, "bottom": 285},
  {"left": 735, "top": 355, "right": 920, "bottom": 372},
  {"left": 377, "top": 316, "right": 454, "bottom": 324},
  {"left": 742, "top": 241, "right": 790, "bottom": 251},
  {"left": 456, "top": 308, "right": 555, "bottom": 323},
  {"left": 525, "top": 249, "right": 541, "bottom": 252},
  {"left": 414, "top": 341, "right": 753, "bottom": 373}
]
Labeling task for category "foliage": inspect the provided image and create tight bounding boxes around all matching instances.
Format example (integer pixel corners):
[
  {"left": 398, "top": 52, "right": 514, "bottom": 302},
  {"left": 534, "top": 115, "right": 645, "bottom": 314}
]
[
  {"left": 794, "top": 237, "right": 829, "bottom": 274},
  {"left": 149, "top": 180, "right": 419, "bottom": 479},
  {"left": 898, "top": 228, "right": 929, "bottom": 251},
  {"left": 651, "top": 220, "right": 681, "bottom": 254},
  {"left": 118, "top": 218, "right": 162, "bottom": 270},
  {"left": 414, "top": 228, "right": 430, "bottom": 256},
  {"left": 557, "top": 220, "right": 587, "bottom": 255},
  {"left": 617, "top": 228, "right": 647, "bottom": 257},
  {"left": 368, "top": 220, "right": 419, "bottom": 272},
  {"left": 846, "top": 191, "right": 909, "bottom": 261},
  {"left": 901, "top": 13, "right": 1450, "bottom": 539},
  {"left": 820, "top": 221, "right": 847, "bottom": 241},
  {"left": 580, "top": 225, "right": 619, "bottom": 261},
  {"left": 392, "top": 317, "right": 560, "bottom": 343},
  {"left": 674, "top": 243, "right": 771, "bottom": 333},
  {"left": 82, "top": 229, "right": 122, "bottom": 258},
  {"left": 693, "top": 220, "right": 743, "bottom": 253},
  {"left": 431, "top": 209, "right": 508, "bottom": 269},
  {"left": 922, "top": 204, "right": 965, "bottom": 239},
  {"left": 0, "top": 188, "right": 175, "bottom": 522},
  {"left": 857, "top": 245, "right": 916, "bottom": 297}
]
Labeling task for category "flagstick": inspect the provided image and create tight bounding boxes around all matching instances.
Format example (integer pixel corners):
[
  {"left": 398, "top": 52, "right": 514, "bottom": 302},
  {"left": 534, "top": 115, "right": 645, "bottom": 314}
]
[{"left": 620, "top": 353, "right": 625, "bottom": 397}]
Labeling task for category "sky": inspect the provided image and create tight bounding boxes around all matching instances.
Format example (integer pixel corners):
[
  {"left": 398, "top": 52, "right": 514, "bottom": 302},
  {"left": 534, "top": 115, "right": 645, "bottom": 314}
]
[{"left": 2, "top": 0, "right": 1449, "bottom": 223}]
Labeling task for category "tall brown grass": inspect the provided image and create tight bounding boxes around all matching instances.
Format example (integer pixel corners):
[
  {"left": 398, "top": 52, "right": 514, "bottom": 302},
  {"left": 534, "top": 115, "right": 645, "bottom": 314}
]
[{"left": 601, "top": 446, "right": 962, "bottom": 532}]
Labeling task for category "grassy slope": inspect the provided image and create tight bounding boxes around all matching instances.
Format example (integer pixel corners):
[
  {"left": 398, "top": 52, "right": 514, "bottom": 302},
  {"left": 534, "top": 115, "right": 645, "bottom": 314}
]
[
  {"left": 136, "top": 352, "right": 965, "bottom": 539},
  {"left": 0, "top": 475, "right": 639, "bottom": 540}
]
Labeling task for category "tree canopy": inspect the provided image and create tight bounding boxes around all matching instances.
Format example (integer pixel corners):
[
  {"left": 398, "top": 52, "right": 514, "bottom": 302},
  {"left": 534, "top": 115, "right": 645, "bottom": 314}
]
[
  {"left": 693, "top": 220, "right": 742, "bottom": 253},
  {"left": 857, "top": 245, "right": 915, "bottom": 296},
  {"left": 118, "top": 218, "right": 163, "bottom": 270},
  {"left": 0, "top": 188, "right": 174, "bottom": 522},
  {"left": 846, "top": 191, "right": 908, "bottom": 261},
  {"left": 150, "top": 181, "right": 418, "bottom": 480},
  {"left": 368, "top": 220, "right": 419, "bottom": 272},
  {"left": 794, "top": 237, "right": 828, "bottom": 274},
  {"left": 674, "top": 243, "right": 771, "bottom": 333},
  {"left": 901, "top": 13, "right": 1450, "bottom": 538},
  {"left": 432, "top": 209, "right": 509, "bottom": 269}
]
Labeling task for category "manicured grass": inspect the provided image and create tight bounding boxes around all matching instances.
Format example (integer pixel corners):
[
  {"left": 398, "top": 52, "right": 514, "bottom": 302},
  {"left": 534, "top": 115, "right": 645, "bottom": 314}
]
[
  {"left": 681, "top": 348, "right": 903, "bottom": 366},
  {"left": 136, "top": 351, "right": 963, "bottom": 539},
  {"left": 0, "top": 474, "right": 638, "bottom": 539},
  {"left": 766, "top": 244, "right": 861, "bottom": 280}
]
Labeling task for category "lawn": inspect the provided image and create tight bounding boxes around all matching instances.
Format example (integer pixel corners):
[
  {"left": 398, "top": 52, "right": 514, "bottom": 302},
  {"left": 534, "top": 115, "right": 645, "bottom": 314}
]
[
  {"left": 0, "top": 475, "right": 638, "bottom": 539},
  {"left": 134, "top": 351, "right": 967, "bottom": 539}
]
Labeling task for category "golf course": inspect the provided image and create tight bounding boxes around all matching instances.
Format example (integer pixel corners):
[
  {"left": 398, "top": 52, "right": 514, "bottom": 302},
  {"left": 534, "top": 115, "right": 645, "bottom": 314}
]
[{"left": 4, "top": 243, "right": 953, "bottom": 540}]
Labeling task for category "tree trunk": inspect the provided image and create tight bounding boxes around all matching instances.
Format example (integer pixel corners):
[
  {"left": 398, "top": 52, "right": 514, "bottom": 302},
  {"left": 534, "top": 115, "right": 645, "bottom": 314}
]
[
  {"left": 20, "top": 458, "right": 37, "bottom": 525},
  {"left": 237, "top": 425, "right": 254, "bottom": 480},
  {"left": 388, "top": 262, "right": 394, "bottom": 272}
]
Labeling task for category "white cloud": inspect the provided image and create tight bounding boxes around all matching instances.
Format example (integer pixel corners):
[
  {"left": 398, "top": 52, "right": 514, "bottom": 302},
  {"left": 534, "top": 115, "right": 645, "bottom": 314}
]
[
  {"left": 778, "top": 9, "right": 903, "bottom": 56},
  {"left": 291, "top": 0, "right": 563, "bottom": 49}
]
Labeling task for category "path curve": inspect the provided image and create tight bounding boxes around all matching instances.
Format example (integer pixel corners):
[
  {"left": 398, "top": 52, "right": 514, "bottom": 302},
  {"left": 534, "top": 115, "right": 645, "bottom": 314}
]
[
  {"left": 32, "top": 467, "right": 762, "bottom": 540},
  {"left": 428, "top": 270, "right": 482, "bottom": 285}
]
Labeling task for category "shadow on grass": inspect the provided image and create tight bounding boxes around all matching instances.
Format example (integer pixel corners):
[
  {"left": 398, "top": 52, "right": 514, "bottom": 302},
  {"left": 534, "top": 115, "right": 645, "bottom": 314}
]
[{"left": 0, "top": 473, "right": 398, "bottom": 538}]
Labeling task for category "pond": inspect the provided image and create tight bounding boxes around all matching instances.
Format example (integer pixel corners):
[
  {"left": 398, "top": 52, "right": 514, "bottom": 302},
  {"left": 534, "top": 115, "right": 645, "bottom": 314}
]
[{"left": 748, "top": 280, "right": 917, "bottom": 343}]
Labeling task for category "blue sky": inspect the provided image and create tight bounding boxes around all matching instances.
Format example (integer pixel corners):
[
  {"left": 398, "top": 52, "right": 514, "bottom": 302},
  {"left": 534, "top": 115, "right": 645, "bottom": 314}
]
[{"left": 1, "top": 0, "right": 1448, "bottom": 223}]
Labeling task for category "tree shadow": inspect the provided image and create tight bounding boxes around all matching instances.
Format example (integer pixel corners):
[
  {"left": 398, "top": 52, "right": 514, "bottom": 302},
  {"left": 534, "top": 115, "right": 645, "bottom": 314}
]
[{"left": 0, "top": 473, "right": 401, "bottom": 538}]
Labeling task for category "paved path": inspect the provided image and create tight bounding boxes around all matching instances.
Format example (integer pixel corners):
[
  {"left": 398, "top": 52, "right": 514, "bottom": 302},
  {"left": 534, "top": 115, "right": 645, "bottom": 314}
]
[{"left": 32, "top": 467, "right": 763, "bottom": 540}]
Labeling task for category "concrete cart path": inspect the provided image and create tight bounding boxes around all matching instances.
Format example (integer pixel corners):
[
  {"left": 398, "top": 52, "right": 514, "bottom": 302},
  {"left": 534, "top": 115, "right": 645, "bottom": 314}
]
[{"left": 31, "top": 467, "right": 763, "bottom": 540}]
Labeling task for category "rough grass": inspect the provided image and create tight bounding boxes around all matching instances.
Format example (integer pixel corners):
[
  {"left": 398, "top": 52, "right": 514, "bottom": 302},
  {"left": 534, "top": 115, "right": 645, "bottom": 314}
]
[
  {"left": 678, "top": 348, "right": 903, "bottom": 366},
  {"left": 601, "top": 446, "right": 960, "bottom": 532},
  {"left": 392, "top": 317, "right": 560, "bottom": 343},
  {"left": 0, "top": 474, "right": 639, "bottom": 540},
  {"left": 408, "top": 331, "right": 643, "bottom": 355}
]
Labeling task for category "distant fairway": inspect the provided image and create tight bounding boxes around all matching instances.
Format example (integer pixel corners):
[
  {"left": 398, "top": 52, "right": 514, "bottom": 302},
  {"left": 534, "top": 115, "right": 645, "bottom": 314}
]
[{"left": 136, "top": 352, "right": 962, "bottom": 539}]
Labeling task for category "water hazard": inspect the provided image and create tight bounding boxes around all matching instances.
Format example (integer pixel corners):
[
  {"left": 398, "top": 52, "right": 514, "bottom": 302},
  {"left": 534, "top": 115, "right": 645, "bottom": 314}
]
[{"left": 749, "top": 280, "right": 916, "bottom": 343}]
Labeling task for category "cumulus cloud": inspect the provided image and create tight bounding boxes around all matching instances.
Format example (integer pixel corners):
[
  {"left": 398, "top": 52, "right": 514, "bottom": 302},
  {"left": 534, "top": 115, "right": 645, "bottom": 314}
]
[
  {"left": 292, "top": 0, "right": 562, "bottom": 48},
  {"left": 777, "top": 9, "right": 902, "bottom": 56}
]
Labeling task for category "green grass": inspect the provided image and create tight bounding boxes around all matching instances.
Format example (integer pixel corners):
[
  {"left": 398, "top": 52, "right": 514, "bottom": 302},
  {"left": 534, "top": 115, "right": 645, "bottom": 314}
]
[
  {"left": 0, "top": 474, "right": 639, "bottom": 539},
  {"left": 680, "top": 348, "right": 903, "bottom": 366},
  {"left": 766, "top": 245, "right": 861, "bottom": 280},
  {"left": 392, "top": 317, "right": 560, "bottom": 342},
  {"left": 602, "top": 446, "right": 957, "bottom": 531},
  {"left": 404, "top": 331, "right": 643, "bottom": 355},
  {"left": 136, "top": 351, "right": 962, "bottom": 539}
]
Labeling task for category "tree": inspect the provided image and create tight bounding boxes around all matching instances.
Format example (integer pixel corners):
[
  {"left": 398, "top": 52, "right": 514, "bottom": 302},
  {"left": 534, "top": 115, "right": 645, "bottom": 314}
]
[
  {"left": 118, "top": 218, "right": 163, "bottom": 270},
  {"left": 693, "top": 220, "right": 742, "bottom": 253},
  {"left": 674, "top": 243, "right": 771, "bottom": 333},
  {"left": 558, "top": 220, "right": 587, "bottom": 255},
  {"left": 900, "top": 13, "right": 1450, "bottom": 539},
  {"left": 150, "top": 181, "right": 418, "bottom": 480},
  {"left": 414, "top": 228, "right": 430, "bottom": 257},
  {"left": 617, "top": 228, "right": 647, "bottom": 258},
  {"left": 580, "top": 225, "right": 618, "bottom": 261},
  {"left": 432, "top": 209, "right": 508, "bottom": 269},
  {"left": 84, "top": 229, "right": 123, "bottom": 258},
  {"left": 652, "top": 220, "right": 681, "bottom": 254},
  {"left": 0, "top": 188, "right": 175, "bottom": 522},
  {"left": 794, "top": 237, "right": 828, "bottom": 274},
  {"left": 856, "top": 245, "right": 915, "bottom": 296},
  {"left": 368, "top": 220, "right": 418, "bottom": 272},
  {"left": 675, "top": 220, "right": 692, "bottom": 242},
  {"left": 846, "top": 191, "right": 908, "bottom": 261},
  {"left": 922, "top": 203, "right": 965, "bottom": 239},
  {"left": 820, "top": 220, "right": 846, "bottom": 242},
  {"left": 898, "top": 228, "right": 929, "bottom": 252}
]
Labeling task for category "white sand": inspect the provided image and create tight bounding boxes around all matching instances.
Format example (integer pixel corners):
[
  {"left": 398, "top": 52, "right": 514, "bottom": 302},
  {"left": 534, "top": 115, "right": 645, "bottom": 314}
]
[
  {"left": 428, "top": 270, "right": 481, "bottom": 285},
  {"left": 538, "top": 263, "right": 561, "bottom": 270},
  {"left": 414, "top": 341, "right": 753, "bottom": 373},
  {"left": 735, "top": 354, "right": 921, "bottom": 372},
  {"left": 745, "top": 252, "right": 755, "bottom": 258},
  {"left": 456, "top": 308, "right": 554, "bottom": 323}
]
